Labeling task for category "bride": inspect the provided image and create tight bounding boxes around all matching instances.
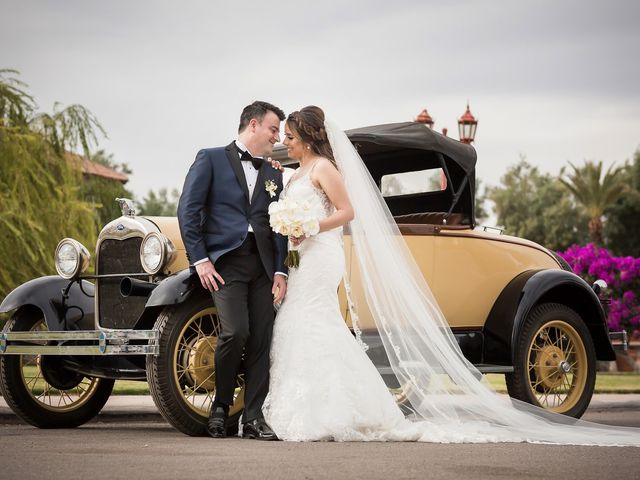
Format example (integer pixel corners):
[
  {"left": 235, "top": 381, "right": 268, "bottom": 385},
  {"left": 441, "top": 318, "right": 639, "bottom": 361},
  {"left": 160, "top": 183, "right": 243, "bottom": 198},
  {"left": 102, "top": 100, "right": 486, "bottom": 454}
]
[{"left": 262, "top": 105, "right": 640, "bottom": 445}]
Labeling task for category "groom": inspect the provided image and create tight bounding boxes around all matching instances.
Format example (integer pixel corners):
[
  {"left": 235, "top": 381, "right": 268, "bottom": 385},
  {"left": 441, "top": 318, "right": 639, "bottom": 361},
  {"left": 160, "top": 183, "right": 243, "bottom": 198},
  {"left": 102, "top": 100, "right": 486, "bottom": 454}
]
[{"left": 177, "top": 101, "right": 288, "bottom": 440}]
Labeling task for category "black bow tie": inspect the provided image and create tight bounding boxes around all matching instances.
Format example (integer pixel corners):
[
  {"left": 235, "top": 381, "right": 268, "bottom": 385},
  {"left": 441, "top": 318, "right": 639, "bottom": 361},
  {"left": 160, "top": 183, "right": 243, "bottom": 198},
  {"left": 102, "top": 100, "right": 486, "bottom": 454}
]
[{"left": 240, "top": 150, "right": 263, "bottom": 170}]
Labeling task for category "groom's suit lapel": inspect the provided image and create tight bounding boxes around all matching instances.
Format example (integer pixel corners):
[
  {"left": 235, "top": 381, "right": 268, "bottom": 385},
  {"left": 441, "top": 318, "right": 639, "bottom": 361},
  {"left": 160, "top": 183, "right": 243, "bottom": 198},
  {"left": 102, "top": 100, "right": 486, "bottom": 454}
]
[{"left": 224, "top": 142, "right": 251, "bottom": 204}]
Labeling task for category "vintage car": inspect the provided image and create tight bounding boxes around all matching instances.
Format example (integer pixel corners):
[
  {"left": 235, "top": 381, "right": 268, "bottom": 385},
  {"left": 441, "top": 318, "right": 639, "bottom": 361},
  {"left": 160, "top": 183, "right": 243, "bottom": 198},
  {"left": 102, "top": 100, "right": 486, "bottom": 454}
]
[{"left": 0, "top": 122, "right": 625, "bottom": 435}]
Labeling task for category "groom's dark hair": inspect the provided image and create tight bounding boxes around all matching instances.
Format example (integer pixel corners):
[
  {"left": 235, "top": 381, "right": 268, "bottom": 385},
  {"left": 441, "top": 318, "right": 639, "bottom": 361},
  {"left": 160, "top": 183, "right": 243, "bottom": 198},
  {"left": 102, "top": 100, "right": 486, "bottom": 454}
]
[{"left": 238, "top": 101, "right": 286, "bottom": 133}]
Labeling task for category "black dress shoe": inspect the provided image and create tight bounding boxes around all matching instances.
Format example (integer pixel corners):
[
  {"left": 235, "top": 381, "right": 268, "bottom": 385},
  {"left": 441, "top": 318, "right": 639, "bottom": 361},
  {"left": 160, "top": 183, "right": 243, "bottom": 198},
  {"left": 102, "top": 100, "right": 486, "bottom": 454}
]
[
  {"left": 206, "top": 407, "right": 228, "bottom": 438},
  {"left": 242, "top": 418, "right": 279, "bottom": 441}
]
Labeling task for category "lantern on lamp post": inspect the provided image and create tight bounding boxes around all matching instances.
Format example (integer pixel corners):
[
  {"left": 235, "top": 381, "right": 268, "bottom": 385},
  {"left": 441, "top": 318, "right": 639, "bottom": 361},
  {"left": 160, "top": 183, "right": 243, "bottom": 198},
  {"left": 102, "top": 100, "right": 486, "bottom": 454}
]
[{"left": 457, "top": 103, "right": 478, "bottom": 144}]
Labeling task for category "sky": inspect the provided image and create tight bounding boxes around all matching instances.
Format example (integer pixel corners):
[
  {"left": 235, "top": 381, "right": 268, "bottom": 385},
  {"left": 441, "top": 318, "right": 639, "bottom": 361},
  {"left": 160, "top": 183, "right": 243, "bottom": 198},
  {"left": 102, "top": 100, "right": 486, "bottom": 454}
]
[{"left": 2, "top": 0, "right": 639, "bottom": 206}]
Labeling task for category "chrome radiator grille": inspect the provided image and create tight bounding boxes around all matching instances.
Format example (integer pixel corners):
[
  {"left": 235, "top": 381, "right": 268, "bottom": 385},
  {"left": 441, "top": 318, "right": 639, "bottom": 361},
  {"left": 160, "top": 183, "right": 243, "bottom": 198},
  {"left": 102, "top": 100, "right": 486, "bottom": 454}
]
[{"left": 97, "top": 237, "right": 147, "bottom": 329}]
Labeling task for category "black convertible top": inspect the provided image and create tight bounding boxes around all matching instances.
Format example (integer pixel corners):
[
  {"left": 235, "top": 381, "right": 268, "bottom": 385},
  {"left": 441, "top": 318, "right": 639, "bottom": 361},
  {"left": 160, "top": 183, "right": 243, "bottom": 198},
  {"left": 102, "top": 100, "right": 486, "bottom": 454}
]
[
  {"left": 272, "top": 121, "right": 477, "bottom": 226},
  {"left": 346, "top": 122, "right": 476, "bottom": 176}
]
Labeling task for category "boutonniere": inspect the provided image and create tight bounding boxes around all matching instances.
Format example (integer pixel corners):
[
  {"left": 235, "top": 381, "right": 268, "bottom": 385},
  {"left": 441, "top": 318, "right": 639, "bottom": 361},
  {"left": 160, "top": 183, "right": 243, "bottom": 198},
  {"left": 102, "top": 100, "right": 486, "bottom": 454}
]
[{"left": 265, "top": 180, "right": 278, "bottom": 198}]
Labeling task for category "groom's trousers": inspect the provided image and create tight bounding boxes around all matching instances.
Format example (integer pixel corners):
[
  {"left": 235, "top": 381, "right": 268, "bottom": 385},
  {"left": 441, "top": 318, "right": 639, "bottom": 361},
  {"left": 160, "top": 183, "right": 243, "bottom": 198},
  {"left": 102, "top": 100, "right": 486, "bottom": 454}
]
[{"left": 211, "top": 238, "right": 274, "bottom": 423}]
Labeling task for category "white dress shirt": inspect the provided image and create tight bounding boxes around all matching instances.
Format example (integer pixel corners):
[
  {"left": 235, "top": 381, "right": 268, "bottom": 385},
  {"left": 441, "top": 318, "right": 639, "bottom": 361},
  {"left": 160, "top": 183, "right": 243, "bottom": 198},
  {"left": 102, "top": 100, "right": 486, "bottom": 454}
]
[{"left": 235, "top": 140, "right": 260, "bottom": 204}]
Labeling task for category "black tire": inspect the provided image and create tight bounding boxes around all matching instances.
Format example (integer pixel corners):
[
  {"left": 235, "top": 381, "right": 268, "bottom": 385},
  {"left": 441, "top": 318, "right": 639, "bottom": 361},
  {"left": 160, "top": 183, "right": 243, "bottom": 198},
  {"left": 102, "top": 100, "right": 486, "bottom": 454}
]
[
  {"left": 146, "top": 295, "right": 244, "bottom": 436},
  {"left": 505, "top": 302, "right": 596, "bottom": 418},
  {"left": 0, "top": 307, "right": 114, "bottom": 428}
]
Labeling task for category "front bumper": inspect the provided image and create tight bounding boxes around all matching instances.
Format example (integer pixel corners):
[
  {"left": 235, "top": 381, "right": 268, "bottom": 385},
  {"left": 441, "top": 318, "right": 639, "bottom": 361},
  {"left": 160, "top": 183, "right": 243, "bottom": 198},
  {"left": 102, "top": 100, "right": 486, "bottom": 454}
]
[{"left": 0, "top": 329, "right": 159, "bottom": 355}]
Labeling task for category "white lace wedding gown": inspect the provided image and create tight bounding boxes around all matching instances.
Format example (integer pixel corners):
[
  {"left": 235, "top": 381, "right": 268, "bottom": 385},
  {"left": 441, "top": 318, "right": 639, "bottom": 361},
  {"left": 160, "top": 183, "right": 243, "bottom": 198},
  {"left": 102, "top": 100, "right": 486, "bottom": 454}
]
[{"left": 263, "top": 169, "right": 416, "bottom": 441}]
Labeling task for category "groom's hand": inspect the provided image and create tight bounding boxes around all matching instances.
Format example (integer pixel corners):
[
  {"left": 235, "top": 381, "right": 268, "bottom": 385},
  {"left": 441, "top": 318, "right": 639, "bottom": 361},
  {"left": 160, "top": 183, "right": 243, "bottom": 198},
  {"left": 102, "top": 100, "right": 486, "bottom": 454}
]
[
  {"left": 195, "top": 260, "right": 225, "bottom": 292},
  {"left": 272, "top": 274, "right": 287, "bottom": 304}
]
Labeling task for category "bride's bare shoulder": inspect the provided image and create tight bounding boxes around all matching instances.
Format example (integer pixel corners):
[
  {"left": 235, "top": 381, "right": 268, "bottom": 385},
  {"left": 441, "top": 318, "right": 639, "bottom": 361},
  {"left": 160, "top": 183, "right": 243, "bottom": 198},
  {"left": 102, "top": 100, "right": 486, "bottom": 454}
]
[
  {"left": 314, "top": 157, "right": 339, "bottom": 173},
  {"left": 311, "top": 158, "right": 342, "bottom": 189}
]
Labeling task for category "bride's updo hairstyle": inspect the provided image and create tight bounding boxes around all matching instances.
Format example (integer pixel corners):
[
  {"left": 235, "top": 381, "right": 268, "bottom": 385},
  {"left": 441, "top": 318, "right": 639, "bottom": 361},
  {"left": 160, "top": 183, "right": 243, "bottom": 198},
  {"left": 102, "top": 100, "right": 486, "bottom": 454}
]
[{"left": 287, "top": 106, "right": 337, "bottom": 168}]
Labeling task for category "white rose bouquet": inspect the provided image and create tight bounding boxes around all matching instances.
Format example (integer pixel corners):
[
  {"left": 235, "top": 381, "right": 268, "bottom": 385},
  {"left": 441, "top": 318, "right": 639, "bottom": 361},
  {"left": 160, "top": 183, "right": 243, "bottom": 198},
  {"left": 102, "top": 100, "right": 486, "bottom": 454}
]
[{"left": 268, "top": 193, "right": 324, "bottom": 268}]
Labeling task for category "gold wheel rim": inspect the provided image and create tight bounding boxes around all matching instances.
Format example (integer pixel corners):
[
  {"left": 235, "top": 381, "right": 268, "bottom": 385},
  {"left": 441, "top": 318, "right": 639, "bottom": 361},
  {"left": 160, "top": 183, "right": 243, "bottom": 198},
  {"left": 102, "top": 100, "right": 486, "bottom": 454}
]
[
  {"left": 526, "top": 320, "right": 588, "bottom": 413},
  {"left": 172, "top": 307, "right": 244, "bottom": 417},
  {"left": 187, "top": 336, "right": 217, "bottom": 391},
  {"left": 19, "top": 320, "right": 101, "bottom": 412}
]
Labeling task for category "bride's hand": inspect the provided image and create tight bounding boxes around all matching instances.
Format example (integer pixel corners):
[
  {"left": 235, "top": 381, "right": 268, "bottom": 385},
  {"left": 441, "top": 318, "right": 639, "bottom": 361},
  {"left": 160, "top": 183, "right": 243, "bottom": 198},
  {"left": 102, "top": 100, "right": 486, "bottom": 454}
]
[
  {"left": 267, "top": 157, "right": 284, "bottom": 172},
  {"left": 289, "top": 235, "right": 306, "bottom": 247}
]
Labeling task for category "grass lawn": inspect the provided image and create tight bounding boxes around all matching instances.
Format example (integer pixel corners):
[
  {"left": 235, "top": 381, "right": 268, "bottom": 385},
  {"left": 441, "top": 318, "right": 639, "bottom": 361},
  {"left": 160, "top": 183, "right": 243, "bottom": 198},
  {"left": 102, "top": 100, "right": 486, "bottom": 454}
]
[
  {"left": 113, "top": 379, "right": 151, "bottom": 395},
  {"left": 13, "top": 367, "right": 639, "bottom": 395},
  {"left": 111, "top": 373, "right": 640, "bottom": 396},
  {"left": 485, "top": 372, "right": 640, "bottom": 394}
]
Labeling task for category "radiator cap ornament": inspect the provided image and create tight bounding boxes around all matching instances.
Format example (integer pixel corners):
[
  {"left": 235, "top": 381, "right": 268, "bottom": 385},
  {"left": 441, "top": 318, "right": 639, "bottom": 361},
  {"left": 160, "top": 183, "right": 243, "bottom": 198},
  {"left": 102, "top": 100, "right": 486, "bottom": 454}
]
[{"left": 115, "top": 198, "right": 136, "bottom": 217}]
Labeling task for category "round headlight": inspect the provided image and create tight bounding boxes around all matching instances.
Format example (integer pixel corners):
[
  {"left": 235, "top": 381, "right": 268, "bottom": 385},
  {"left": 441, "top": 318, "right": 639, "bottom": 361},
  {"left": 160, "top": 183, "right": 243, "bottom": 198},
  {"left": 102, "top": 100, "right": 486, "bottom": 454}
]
[
  {"left": 54, "top": 238, "right": 90, "bottom": 279},
  {"left": 140, "top": 232, "right": 175, "bottom": 275}
]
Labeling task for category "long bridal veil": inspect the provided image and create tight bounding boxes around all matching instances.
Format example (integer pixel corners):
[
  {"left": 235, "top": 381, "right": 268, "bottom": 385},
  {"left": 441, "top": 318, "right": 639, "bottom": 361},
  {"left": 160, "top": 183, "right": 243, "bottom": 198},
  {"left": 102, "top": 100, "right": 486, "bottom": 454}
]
[{"left": 325, "top": 117, "right": 640, "bottom": 446}]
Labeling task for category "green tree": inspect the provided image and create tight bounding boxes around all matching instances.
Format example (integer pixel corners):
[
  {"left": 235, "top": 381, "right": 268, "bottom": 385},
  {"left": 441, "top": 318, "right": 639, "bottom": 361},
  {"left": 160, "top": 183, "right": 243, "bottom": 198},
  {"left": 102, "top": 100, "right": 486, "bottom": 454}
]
[
  {"left": 0, "top": 69, "right": 104, "bottom": 301},
  {"left": 137, "top": 188, "right": 181, "bottom": 216},
  {"left": 381, "top": 176, "right": 403, "bottom": 196},
  {"left": 604, "top": 148, "right": 640, "bottom": 256},
  {"left": 559, "top": 160, "right": 627, "bottom": 246},
  {"left": 488, "top": 159, "right": 588, "bottom": 250},
  {"left": 82, "top": 150, "right": 134, "bottom": 224},
  {"left": 474, "top": 177, "right": 489, "bottom": 224}
]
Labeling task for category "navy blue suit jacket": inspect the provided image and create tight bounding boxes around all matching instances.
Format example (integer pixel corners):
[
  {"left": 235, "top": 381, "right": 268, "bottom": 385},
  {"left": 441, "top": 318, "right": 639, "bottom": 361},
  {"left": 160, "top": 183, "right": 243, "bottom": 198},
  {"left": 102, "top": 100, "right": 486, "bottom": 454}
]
[{"left": 177, "top": 142, "right": 288, "bottom": 279}]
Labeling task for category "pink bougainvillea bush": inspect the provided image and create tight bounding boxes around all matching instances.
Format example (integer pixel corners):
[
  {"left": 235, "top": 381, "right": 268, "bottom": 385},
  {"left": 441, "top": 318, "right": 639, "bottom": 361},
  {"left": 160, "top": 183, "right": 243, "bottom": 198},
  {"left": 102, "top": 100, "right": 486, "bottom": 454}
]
[{"left": 558, "top": 244, "right": 640, "bottom": 339}]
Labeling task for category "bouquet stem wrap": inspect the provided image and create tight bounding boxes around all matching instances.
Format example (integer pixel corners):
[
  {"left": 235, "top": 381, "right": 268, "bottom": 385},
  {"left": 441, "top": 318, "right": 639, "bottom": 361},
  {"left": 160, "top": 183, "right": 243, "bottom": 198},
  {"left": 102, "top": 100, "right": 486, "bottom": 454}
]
[{"left": 285, "top": 248, "right": 300, "bottom": 268}]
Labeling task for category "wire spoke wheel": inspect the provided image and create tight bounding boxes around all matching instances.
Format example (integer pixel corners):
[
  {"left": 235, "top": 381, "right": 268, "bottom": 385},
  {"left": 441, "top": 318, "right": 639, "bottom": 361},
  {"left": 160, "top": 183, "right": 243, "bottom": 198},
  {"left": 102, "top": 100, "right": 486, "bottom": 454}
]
[
  {"left": 18, "top": 320, "right": 101, "bottom": 412},
  {"left": 0, "top": 307, "right": 114, "bottom": 428},
  {"left": 172, "top": 307, "right": 245, "bottom": 418},
  {"left": 506, "top": 303, "right": 596, "bottom": 418},
  {"left": 526, "top": 320, "right": 588, "bottom": 412}
]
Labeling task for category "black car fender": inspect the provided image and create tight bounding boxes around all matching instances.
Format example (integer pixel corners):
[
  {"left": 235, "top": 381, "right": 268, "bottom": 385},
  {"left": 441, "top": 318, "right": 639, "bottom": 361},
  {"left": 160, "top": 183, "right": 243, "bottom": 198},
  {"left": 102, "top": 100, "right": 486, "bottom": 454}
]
[
  {"left": 0, "top": 276, "right": 95, "bottom": 331},
  {"left": 131, "top": 268, "right": 214, "bottom": 330},
  {"left": 484, "top": 269, "right": 614, "bottom": 365},
  {"left": 144, "top": 268, "right": 204, "bottom": 308}
]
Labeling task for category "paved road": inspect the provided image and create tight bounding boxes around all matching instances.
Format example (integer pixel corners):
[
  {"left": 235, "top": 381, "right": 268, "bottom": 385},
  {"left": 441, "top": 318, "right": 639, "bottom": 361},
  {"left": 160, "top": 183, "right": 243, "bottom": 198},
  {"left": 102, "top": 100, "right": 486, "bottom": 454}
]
[
  {"left": 1, "top": 396, "right": 639, "bottom": 480},
  {"left": 0, "top": 421, "right": 638, "bottom": 480}
]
